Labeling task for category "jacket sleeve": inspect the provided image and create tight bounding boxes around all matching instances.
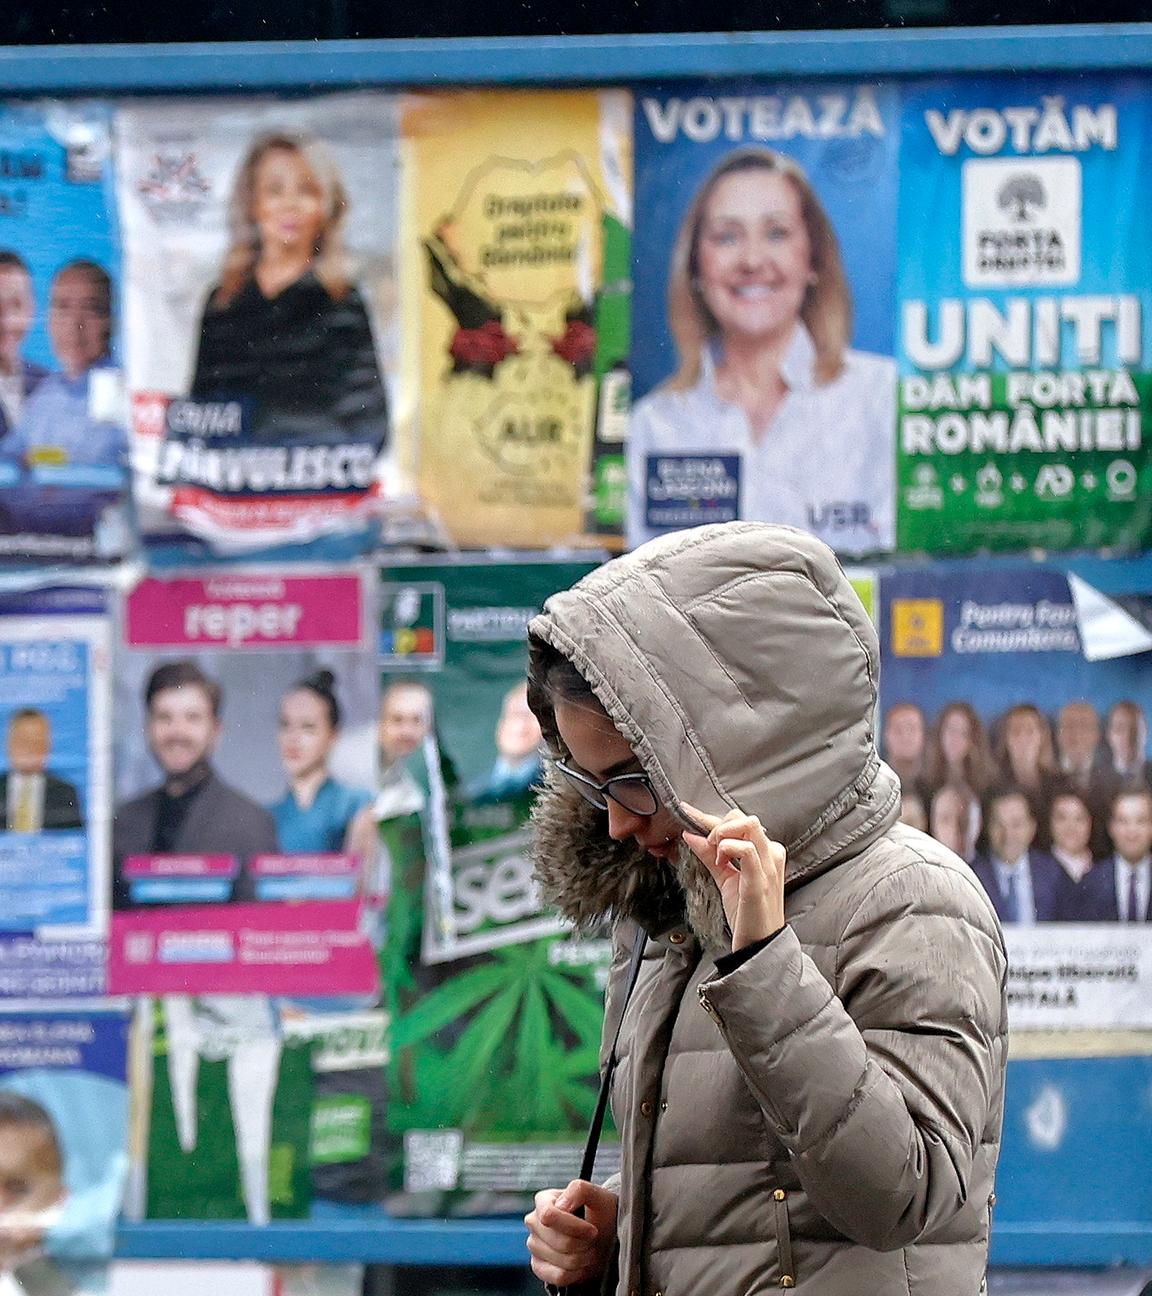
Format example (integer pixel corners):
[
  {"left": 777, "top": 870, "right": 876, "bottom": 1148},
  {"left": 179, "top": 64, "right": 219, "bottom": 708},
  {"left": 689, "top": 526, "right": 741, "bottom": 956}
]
[{"left": 698, "top": 859, "right": 1007, "bottom": 1252}]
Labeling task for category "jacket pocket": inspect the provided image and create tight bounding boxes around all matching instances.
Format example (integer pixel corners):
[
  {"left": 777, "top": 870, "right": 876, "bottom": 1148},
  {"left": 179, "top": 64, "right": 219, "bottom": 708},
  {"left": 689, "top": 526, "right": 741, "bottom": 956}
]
[{"left": 772, "top": 1187, "right": 796, "bottom": 1289}]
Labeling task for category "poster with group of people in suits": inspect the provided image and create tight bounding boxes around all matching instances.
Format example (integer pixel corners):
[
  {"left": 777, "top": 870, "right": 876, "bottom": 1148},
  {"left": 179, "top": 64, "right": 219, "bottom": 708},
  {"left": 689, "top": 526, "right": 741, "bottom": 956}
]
[{"left": 879, "top": 556, "right": 1152, "bottom": 1029}]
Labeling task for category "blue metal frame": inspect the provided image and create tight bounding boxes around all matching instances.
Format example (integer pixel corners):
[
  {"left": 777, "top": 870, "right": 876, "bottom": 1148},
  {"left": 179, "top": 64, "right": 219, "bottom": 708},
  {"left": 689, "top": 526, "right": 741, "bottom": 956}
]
[
  {"left": 113, "top": 1219, "right": 1152, "bottom": 1267},
  {"left": 0, "top": 24, "right": 1151, "bottom": 93}
]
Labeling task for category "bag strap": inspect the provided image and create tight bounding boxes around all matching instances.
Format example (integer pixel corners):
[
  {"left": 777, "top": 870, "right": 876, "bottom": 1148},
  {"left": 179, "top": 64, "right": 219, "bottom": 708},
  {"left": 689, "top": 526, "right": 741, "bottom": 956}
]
[
  {"left": 543, "top": 926, "right": 648, "bottom": 1296},
  {"left": 578, "top": 924, "right": 648, "bottom": 1183}
]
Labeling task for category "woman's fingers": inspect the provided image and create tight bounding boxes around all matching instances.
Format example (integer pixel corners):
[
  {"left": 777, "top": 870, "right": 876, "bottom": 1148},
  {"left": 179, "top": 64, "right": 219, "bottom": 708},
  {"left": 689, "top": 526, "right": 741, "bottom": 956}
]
[
  {"left": 525, "top": 1182, "right": 614, "bottom": 1289},
  {"left": 681, "top": 803, "right": 788, "bottom": 952}
]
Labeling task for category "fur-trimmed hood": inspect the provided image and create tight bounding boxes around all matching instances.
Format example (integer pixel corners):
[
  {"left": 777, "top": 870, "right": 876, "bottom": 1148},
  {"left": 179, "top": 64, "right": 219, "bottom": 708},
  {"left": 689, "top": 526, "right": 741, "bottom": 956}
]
[{"left": 528, "top": 522, "right": 900, "bottom": 944}]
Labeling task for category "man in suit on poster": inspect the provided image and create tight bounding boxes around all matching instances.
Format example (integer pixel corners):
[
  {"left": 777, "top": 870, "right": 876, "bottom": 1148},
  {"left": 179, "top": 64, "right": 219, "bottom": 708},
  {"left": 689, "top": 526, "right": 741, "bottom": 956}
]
[
  {"left": 0, "top": 709, "right": 83, "bottom": 833},
  {"left": 112, "top": 659, "right": 278, "bottom": 907},
  {"left": 972, "top": 787, "right": 1074, "bottom": 924},
  {"left": 1075, "top": 787, "right": 1152, "bottom": 923},
  {"left": 0, "top": 251, "right": 47, "bottom": 444}
]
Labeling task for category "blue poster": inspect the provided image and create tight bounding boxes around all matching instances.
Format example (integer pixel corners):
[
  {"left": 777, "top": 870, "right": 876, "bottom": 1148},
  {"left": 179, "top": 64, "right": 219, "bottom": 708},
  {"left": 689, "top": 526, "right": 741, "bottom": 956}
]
[
  {"left": 0, "top": 1010, "right": 128, "bottom": 1278},
  {"left": 0, "top": 587, "right": 111, "bottom": 935},
  {"left": 0, "top": 103, "right": 130, "bottom": 563},
  {"left": 880, "top": 556, "right": 1152, "bottom": 929},
  {"left": 896, "top": 74, "right": 1152, "bottom": 553},
  {"left": 629, "top": 81, "right": 899, "bottom": 555}
]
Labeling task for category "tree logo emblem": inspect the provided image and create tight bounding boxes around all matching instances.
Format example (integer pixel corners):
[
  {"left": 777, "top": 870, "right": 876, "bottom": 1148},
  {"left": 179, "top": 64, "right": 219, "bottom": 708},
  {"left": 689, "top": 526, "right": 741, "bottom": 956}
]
[{"left": 997, "top": 172, "right": 1046, "bottom": 222}]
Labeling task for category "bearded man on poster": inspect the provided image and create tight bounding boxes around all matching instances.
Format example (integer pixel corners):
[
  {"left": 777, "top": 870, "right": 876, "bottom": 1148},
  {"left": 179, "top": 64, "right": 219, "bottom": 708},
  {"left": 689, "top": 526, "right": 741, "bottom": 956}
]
[{"left": 112, "top": 659, "right": 278, "bottom": 908}]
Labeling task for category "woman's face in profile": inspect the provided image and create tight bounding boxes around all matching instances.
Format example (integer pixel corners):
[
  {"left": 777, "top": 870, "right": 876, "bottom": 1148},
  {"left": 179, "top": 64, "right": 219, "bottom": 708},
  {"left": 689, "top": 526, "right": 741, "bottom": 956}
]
[
  {"left": 940, "top": 709, "right": 973, "bottom": 767},
  {"left": 695, "top": 169, "right": 812, "bottom": 346},
  {"left": 252, "top": 147, "right": 327, "bottom": 259},
  {"left": 1050, "top": 795, "right": 1091, "bottom": 856},
  {"left": 278, "top": 688, "right": 336, "bottom": 779}
]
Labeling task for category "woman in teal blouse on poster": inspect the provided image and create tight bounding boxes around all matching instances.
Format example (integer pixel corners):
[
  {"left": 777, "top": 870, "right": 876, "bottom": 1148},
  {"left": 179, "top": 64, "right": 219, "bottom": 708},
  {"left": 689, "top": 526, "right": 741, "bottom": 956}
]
[{"left": 270, "top": 668, "right": 376, "bottom": 868}]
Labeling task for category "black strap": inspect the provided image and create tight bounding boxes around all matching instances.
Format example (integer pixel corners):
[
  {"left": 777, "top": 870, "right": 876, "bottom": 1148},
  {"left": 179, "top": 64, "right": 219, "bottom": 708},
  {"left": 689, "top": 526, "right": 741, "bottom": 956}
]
[
  {"left": 544, "top": 926, "right": 648, "bottom": 1295},
  {"left": 578, "top": 924, "right": 648, "bottom": 1183}
]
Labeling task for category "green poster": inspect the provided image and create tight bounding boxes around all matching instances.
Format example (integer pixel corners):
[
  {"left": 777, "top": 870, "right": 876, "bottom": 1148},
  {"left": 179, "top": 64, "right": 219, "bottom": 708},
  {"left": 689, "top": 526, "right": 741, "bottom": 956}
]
[
  {"left": 143, "top": 997, "right": 314, "bottom": 1221},
  {"left": 378, "top": 557, "right": 617, "bottom": 1208},
  {"left": 897, "top": 77, "right": 1152, "bottom": 553}
]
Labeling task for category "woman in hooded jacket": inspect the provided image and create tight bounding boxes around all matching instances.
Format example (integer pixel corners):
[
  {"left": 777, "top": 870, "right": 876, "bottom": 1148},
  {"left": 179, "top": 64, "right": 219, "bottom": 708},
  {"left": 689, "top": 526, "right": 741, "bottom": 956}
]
[{"left": 523, "top": 522, "right": 1008, "bottom": 1296}]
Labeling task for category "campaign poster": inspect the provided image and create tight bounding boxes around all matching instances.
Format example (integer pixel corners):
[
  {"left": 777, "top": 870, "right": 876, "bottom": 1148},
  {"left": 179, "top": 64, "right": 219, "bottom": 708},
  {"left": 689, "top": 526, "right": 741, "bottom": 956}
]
[
  {"left": 0, "top": 1010, "right": 128, "bottom": 1292},
  {"left": 400, "top": 91, "right": 632, "bottom": 549},
  {"left": 879, "top": 556, "right": 1152, "bottom": 1030},
  {"left": 129, "top": 1004, "right": 388, "bottom": 1224},
  {"left": 897, "top": 75, "right": 1152, "bottom": 554},
  {"left": 127, "top": 996, "right": 313, "bottom": 1223},
  {"left": 0, "top": 586, "right": 111, "bottom": 943},
  {"left": 0, "top": 102, "right": 130, "bottom": 565},
  {"left": 116, "top": 94, "right": 401, "bottom": 556},
  {"left": 629, "top": 82, "right": 899, "bottom": 555},
  {"left": 378, "top": 557, "right": 619, "bottom": 1208},
  {"left": 107, "top": 569, "right": 380, "bottom": 996}
]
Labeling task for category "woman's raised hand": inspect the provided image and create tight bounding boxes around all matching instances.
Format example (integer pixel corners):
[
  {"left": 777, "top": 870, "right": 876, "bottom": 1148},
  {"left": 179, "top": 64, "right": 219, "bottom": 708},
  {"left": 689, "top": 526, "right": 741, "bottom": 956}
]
[{"left": 681, "top": 802, "right": 787, "bottom": 952}]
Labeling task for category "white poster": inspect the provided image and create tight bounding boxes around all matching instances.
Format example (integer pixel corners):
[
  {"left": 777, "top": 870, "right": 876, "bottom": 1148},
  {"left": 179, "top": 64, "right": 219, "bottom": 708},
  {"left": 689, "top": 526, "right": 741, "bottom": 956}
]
[{"left": 116, "top": 94, "right": 401, "bottom": 553}]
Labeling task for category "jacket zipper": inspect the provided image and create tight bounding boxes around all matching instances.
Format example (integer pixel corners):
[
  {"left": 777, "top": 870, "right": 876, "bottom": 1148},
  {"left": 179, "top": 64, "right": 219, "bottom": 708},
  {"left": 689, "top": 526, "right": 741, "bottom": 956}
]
[{"left": 772, "top": 1187, "right": 796, "bottom": 1288}]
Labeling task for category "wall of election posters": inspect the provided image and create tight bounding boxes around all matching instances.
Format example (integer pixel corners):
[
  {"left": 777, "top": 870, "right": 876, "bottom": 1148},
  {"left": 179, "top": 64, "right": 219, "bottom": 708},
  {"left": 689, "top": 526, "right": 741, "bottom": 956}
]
[{"left": 0, "top": 54, "right": 1147, "bottom": 1273}]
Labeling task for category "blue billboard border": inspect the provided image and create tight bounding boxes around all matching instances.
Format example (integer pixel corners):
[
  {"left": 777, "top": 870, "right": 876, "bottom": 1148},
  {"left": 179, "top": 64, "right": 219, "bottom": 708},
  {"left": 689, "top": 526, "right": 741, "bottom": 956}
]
[
  {"left": 1, "top": 25, "right": 1152, "bottom": 93},
  {"left": 114, "top": 1216, "right": 1152, "bottom": 1268}
]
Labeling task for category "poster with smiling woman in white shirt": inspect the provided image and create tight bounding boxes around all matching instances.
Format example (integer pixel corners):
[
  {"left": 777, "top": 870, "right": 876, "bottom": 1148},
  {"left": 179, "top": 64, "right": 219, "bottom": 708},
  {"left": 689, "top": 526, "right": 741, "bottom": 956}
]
[{"left": 629, "top": 85, "right": 900, "bottom": 555}]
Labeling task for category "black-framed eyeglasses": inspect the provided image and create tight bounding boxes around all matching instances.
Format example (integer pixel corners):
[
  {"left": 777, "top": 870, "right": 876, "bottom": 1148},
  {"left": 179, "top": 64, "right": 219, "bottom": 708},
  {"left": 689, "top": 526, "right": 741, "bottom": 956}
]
[{"left": 552, "top": 758, "right": 660, "bottom": 817}]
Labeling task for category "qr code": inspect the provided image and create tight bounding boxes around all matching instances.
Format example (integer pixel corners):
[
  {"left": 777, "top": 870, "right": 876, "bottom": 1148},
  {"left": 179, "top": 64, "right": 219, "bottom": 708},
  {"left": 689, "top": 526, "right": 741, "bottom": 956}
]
[{"left": 404, "top": 1129, "right": 463, "bottom": 1192}]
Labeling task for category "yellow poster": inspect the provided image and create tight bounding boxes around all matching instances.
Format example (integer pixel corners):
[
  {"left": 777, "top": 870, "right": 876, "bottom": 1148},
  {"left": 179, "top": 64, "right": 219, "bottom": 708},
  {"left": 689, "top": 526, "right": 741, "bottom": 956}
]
[{"left": 401, "top": 90, "right": 632, "bottom": 548}]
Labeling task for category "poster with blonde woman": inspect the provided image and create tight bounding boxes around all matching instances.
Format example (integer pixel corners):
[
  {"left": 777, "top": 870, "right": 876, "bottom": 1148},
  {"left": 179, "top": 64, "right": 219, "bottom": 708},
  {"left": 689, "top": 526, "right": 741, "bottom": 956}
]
[
  {"left": 630, "top": 84, "right": 899, "bottom": 555},
  {"left": 116, "top": 95, "right": 399, "bottom": 555}
]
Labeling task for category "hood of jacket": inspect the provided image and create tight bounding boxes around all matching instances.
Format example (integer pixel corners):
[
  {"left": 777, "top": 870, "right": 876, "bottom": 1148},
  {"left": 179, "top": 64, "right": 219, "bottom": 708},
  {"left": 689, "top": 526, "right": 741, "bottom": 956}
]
[{"left": 527, "top": 522, "right": 900, "bottom": 942}]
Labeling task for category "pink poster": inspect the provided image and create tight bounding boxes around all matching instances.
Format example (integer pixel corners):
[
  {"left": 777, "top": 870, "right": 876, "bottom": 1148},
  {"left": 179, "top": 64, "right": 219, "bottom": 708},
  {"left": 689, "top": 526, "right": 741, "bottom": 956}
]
[{"left": 109, "top": 568, "right": 380, "bottom": 994}]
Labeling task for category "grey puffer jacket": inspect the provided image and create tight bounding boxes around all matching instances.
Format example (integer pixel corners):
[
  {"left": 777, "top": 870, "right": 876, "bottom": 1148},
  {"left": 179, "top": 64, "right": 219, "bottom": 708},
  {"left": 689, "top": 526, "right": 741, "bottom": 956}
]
[{"left": 527, "top": 523, "right": 1008, "bottom": 1296}]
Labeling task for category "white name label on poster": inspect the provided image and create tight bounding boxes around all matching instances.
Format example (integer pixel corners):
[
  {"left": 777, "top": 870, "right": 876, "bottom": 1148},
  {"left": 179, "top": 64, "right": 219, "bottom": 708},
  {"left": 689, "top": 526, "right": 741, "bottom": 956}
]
[{"left": 1005, "top": 925, "right": 1152, "bottom": 1031}]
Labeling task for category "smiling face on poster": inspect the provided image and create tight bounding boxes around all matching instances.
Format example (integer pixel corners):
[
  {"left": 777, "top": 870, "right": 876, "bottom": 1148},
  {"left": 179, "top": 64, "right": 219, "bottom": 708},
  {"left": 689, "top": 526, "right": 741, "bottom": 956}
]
[
  {"left": 0, "top": 104, "right": 129, "bottom": 564},
  {"left": 115, "top": 95, "right": 400, "bottom": 555},
  {"left": 107, "top": 570, "right": 380, "bottom": 996},
  {"left": 629, "top": 84, "right": 899, "bottom": 556}
]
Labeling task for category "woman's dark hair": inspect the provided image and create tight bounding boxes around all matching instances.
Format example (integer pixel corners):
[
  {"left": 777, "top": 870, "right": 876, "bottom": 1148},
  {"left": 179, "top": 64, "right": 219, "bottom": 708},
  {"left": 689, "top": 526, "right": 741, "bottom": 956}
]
[
  {"left": 291, "top": 668, "right": 341, "bottom": 729},
  {"left": 527, "top": 639, "right": 600, "bottom": 756},
  {"left": 534, "top": 641, "right": 596, "bottom": 705}
]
